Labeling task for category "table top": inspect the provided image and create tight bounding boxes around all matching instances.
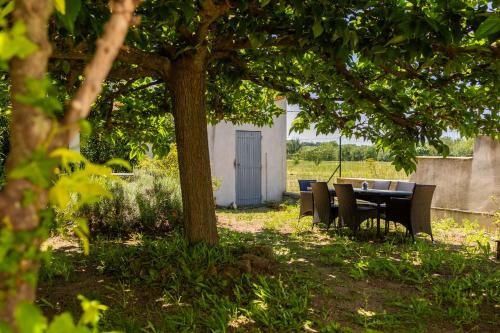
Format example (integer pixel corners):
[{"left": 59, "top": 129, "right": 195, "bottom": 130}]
[
  {"left": 306, "top": 187, "right": 412, "bottom": 198},
  {"left": 352, "top": 188, "right": 413, "bottom": 197}
]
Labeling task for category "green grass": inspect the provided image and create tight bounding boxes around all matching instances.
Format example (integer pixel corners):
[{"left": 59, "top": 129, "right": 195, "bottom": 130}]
[
  {"left": 287, "top": 160, "right": 408, "bottom": 192},
  {"left": 38, "top": 203, "right": 499, "bottom": 332}
]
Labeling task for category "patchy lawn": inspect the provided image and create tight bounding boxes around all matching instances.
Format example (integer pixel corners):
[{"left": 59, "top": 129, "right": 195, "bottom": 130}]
[{"left": 38, "top": 203, "right": 499, "bottom": 332}]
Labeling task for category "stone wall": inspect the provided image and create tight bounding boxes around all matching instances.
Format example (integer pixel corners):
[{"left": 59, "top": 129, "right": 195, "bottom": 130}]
[{"left": 410, "top": 136, "right": 499, "bottom": 229}]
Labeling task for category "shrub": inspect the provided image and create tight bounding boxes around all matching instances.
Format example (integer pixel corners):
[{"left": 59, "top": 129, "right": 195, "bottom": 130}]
[
  {"left": 57, "top": 168, "right": 182, "bottom": 238},
  {"left": 136, "top": 144, "right": 179, "bottom": 178}
]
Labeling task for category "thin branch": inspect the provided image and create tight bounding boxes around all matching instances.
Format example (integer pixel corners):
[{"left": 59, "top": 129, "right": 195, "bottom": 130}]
[
  {"left": 59, "top": 0, "right": 141, "bottom": 146},
  {"left": 196, "top": 0, "right": 231, "bottom": 44},
  {"left": 51, "top": 44, "right": 170, "bottom": 79},
  {"left": 334, "top": 60, "right": 415, "bottom": 129}
]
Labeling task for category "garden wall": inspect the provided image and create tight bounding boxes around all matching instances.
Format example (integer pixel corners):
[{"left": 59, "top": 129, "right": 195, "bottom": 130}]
[{"left": 410, "top": 136, "right": 499, "bottom": 230}]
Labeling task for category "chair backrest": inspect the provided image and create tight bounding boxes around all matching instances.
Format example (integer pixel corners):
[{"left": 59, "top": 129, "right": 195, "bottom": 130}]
[
  {"left": 299, "top": 191, "right": 314, "bottom": 217},
  {"left": 311, "top": 182, "right": 331, "bottom": 224},
  {"left": 333, "top": 183, "right": 357, "bottom": 228},
  {"left": 395, "top": 181, "right": 416, "bottom": 192},
  {"left": 372, "top": 180, "right": 391, "bottom": 190},
  {"left": 410, "top": 184, "right": 436, "bottom": 236},
  {"left": 298, "top": 179, "right": 317, "bottom": 191}
]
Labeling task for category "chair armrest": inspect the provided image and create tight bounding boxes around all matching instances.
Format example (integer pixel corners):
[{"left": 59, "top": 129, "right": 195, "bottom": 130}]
[
  {"left": 386, "top": 197, "right": 411, "bottom": 221},
  {"left": 388, "top": 197, "right": 411, "bottom": 207}
]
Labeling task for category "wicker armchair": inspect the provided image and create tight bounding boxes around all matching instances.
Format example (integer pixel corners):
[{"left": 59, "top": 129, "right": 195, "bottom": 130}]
[
  {"left": 395, "top": 181, "right": 416, "bottom": 192},
  {"left": 298, "top": 179, "right": 317, "bottom": 220},
  {"left": 372, "top": 180, "right": 391, "bottom": 190},
  {"left": 311, "top": 182, "right": 338, "bottom": 229},
  {"left": 334, "top": 183, "right": 377, "bottom": 233},
  {"left": 367, "top": 181, "right": 392, "bottom": 227},
  {"left": 298, "top": 179, "right": 317, "bottom": 191},
  {"left": 384, "top": 184, "right": 436, "bottom": 241},
  {"left": 383, "top": 181, "right": 416, "bottom": 231},
  {"left": 299, "top": 191, "right": 314, "bottom": 220}
]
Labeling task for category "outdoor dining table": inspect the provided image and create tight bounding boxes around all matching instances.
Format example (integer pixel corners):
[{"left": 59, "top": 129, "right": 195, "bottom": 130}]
[
  {"left": 307, "top": 187, "right": 413, "bottom": 236},
  {"left": 338, "top": 188, "right": 413, "bottom": 236}
]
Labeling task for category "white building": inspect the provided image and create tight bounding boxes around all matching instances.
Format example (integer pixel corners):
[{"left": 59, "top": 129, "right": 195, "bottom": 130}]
[
  {"left": 208, "top": 99, "right": 287, "bottom": 207},
  {"left": 70, "top": 99, "right": 288, "bottom": 207}
]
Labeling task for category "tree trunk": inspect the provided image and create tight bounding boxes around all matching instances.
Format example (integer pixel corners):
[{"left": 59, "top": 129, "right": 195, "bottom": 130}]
[
  {"left": 170, "top": 56, "right": 219, "bottom": 245},
  {"left": 0, "top": 0, "right": 53, "bottom": 327}
]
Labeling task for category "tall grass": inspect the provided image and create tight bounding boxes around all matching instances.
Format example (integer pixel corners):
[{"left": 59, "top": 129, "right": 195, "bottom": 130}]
[{"left": 287, "top": 160, "right": 408, "bottom": 192}]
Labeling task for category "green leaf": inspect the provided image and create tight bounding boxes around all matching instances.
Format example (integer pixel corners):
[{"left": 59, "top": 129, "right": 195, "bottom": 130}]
[
  {"left": 312, "top": 19, "right": 323, "bottom": 38},
  {"left": 371, "top": 45, "right": 386, "bottom": 54},
  {"left": 73, "top": 218, "right": 90, "bottom": 255},
  {"left": 475, "top": 16, "right": 500, "bottom": 39},
  {"left": 0, "top": 1, "right": 14, "bottom": 20},
  {"left": 15, "top": 77, "right": 62, "bottom": 116},
  {"left": 56, "top": 0, "right": 81, "bottom": 33},
  {"left": 78, "top": 295, "right": 108, "bottom": 327},
  {"left": 78, "top": 119, "right": 92, "bottom": 137},
  {"left": 105, "top": 158, "right": 132, "bottom": 171},
  {"left": 47, "top": 313, "right": 75, "bottom": 333},
  {"left": 62, "top": 60, "right": 70, "bottom": 74},
  {"left": 54, "top": 0, "right": 65, "bottom": 14},
  {"left": 48, "top": 179, "right": 71, "bottom": 209},
  {"left": 0, "top": 21, "right": 37, "bottom": 61},
  {"left": 9, "top": 151, "right": 57, "bottom": 188},
  {"left": 180, "top": 2, "right": 195, "bottom": 22},
  {"left": 50, "top": 148, "right": 88, "bottom": 169},
  {"left": 260, "top": 0, "right": 271, "bottom": 7},
  {"left": 248, "top": 34, "right": 261, "bottom": 48},
  {"left": 15, "top": 303, "right": 48, "bottom": 333},
  {"left": 0, "top": 322, "right": 14, "bottom": 333},
  {"left": 385, "top": 35, "right": 406, "bottom": 46}
]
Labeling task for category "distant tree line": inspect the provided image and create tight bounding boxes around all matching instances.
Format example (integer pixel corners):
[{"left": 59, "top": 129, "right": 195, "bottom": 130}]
[
  {"left": 287, "top": 137, "right": 474, "bottom": 163},
  {"left": 415, "top": 137, "right": 474, "bottom": 157}
]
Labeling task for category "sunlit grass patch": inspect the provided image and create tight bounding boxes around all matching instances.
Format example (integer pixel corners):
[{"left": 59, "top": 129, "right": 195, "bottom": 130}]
[{"left": 38, "top": 202, "right": 499, "bottom": 332}]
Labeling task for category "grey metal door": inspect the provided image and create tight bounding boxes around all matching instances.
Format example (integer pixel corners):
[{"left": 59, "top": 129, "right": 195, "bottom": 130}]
[{"left": 236, "top": 131, "right": 262, "bottom": 206}]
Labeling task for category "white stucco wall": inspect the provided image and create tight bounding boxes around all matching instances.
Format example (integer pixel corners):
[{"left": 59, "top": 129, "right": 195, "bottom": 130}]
[
  {"left": 69, "top": 102, "right": 288, "bottom": 207},
  {"left": 208, "top": 99, "right": 287, "bottom": 206},
  {"left": 69, "top": 132, "right": 80, "bottom": 152}
]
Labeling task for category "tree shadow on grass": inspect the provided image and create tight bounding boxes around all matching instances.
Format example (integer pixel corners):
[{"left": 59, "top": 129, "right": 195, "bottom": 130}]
[
  {"left": 37, "top": 213, "right": 499, "bottom": 332},
  {"left": 218, "top": 217, "right": 500, "bottom": 333}
]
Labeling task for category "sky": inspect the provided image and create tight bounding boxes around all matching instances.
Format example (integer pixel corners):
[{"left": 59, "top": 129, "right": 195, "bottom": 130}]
[
  {"left": 285, "top": 104, "right": 461, "bottom": 144},
  {"left": 286, "top": 104, "right": 371, "bottom": 145}
]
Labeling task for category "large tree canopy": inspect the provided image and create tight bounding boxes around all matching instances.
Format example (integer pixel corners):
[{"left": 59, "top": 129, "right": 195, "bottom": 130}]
[
  {"left": 49, "top": 0, "right": 499, "bottom": 245},
  {"left": 53, "top": 0, "right": 499, "bottom": 169}
]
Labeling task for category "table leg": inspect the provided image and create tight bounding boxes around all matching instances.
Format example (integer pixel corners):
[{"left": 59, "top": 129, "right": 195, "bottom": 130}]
[{"left": 376, "top": 203, "right": 381, "bottom": 236}]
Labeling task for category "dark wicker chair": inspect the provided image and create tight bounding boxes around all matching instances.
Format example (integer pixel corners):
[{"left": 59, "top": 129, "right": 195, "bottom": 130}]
[
  {"left": 395, "top": 181, "right": 416, "bottom": 192},
  {"left": 298, "top": 179, "right": 317, "bottom": 220},
  {"left": 311, "top": 182, "right": 338, "bottom": 229},
  {"left": 384, "top": 184, "right": 436, "bottom": 241},
  {"left": 299, "top": 191, "right": 314, "bottom": 220},
  {"left": 298, "top": 179, "right": 317, "bottom": 191},
  {"left": 368, "top": 181, "right": 391, "bottom": 227},
  {"left": 334, "top": 183, "right": 377, "bottom": 233},
  {"left": 384, "top": 181, "right": 417, "bottom": 231},
  {"left": 372, "top": 180, "right": 391, "bottom": 190}
]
